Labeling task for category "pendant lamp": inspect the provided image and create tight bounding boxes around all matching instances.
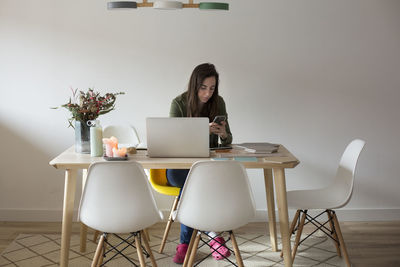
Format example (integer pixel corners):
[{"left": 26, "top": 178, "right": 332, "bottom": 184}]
[
  {"left": 199, "top": 2, "right": 229, "bottom": 10},
  {"left": 154, "top": 1, "right": 183, "bottom": 9},
  {"left": 107, "top": 0, "right": 229, "bottom": 10},
  {"left": 107, "top": 1, "right": 138, "bottom": 9}
]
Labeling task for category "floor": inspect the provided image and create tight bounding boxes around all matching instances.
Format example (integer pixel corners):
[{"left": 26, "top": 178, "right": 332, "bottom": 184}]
[{"left": 1, "top": 221, "right": 400, "bottom": 266}]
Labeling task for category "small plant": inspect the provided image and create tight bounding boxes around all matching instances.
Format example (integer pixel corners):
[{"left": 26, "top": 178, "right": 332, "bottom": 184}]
[{"left": 53, "top": 88, "right": 125, "bottom": 127}]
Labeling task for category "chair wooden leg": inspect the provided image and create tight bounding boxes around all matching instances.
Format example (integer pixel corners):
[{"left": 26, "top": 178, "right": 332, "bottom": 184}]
[
  {"left": 187, "top": 232, "right": 201, "bottom": 267},
  {"left": 80, "top": 170, "right": 88, "bottom": 252},
  {"left": 135, "top": 234, "right": 146, "bottom": 267},
  {"left": 230, "top": 231, "right": 244, "bottom": 267},
  {"left": 143, "top": 228, "right": 150, "bottom": 242},
  {"left": 93, "top": 230, "right": 100, "bottom": 243},
  {"left": 281, "top": 209, "right": 301, "bottom": 258},
  {"left": 291, "top": 210, "right": 307, "bottom": 264},
  {"left": 332, "top": 212, "right": 351, "bottom": 267},
  {"left": 97, "top": 246, "right": 105, "bottom": 267},
  {"left": 97, "top": 241, "right": 106, "bottom": 267},
  {"left": 289, "top": 210, "right": 301, "bottom": 235},
  {"left": 80, "top": 223, "right": 88, "bottom": 253},
  {"left": 327, "top": 210, "right": 341, "bottom": 257},
  {"left": 91, "top": 234, "right": 104, "bottom": 267},
  {"left": 183, "top": 229, "right": 198, "bottom": 267},
  {"left": 159, "top": 196, "right": 179, "bottom": 253},
  {"left": 141, "top": 230, "right": 157, "bottom": 267}
]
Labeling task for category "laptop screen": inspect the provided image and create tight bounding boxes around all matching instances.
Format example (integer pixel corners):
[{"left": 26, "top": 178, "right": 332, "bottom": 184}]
[{"left": 146, "top": 117, "right": 210, "bottom": 158}]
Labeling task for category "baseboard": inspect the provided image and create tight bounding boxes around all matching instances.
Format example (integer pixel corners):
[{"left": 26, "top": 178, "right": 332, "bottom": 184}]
[
  {"left": 252, "top": 208, "right": 400, "bottom": 222},
  {"left": 1, "top": 208, "right": 400, "bottom": 222},
  {"left": 0, "top": 209, "right": 65, "bottom": 222}
]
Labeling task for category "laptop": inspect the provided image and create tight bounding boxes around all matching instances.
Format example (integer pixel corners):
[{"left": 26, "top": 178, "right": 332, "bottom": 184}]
[{"left": 146, "top": 117, "right": 210, "bottom": 158}]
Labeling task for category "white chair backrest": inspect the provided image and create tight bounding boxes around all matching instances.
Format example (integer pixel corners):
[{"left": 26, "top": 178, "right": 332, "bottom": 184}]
[
  {"left": 176, "top": 160, "right": 256, "bottom": 232},
  {"left": 332, "top": 139, "right": 366, "bottom": 208},
  {"left": 103, "top": 125, "right": 140, "bottom": 146},
  {"left": 78, "top": 161, "right": 162, "bottom": 233}
]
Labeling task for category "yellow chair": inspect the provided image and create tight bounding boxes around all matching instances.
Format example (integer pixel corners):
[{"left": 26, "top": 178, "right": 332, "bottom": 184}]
[{"left": 149, "top": 169, "right": 180, "bottom": 254}]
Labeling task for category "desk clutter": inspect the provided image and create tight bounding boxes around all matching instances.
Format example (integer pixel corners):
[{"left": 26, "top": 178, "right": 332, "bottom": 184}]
[
  {"left": 236, "top": 142, "right": 280, "bottom": 154},
  {"left": 212, "top": 156, "right": 259, "bottom": 162},
  {"left": 103, "top": 136, "right": 125, "bottom": 157},
  {"left": 212, "top": 144, "right": 281, "bottom": 159},
  {"left": 102, "top": 136, "right": 136, "bottom": 160}
]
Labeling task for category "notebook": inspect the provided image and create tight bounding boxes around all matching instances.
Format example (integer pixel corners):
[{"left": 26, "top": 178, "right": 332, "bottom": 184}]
[
  {"left": 236, "top": 142, "right": 279, "bottom": 153},
  {"left": 146, "top": 117, "right": 210, "bottom": 158}
]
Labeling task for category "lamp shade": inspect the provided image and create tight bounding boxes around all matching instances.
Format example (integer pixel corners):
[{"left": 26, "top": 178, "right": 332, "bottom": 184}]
[
  {"left": 153, "top": 1, "right": 183, "bottom": 9},
  {"left": 107, "top": 1, "right": 138, "bottom": 9},
  {"left": 199, "top": 2, "right": 229, "bottom": 10}
]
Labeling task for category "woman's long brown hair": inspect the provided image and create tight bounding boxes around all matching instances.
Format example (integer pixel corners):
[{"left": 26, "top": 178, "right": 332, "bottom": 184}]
[{"left": 186, "top": 63, "right": 219, "bottom": 120}]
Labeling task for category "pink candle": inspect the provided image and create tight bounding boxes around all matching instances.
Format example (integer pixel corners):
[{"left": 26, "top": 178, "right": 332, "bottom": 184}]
[
  {"left": 103, "top": 136, "right": 118, "bottom": 157},
  {"left": 112, "top": 147, "right": 127, "bottom": 157},
  {"left": 105, "top": 143, "right": 113, "bottom": 157}
]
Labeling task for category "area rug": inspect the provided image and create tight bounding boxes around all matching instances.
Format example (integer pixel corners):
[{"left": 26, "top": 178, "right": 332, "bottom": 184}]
[{"left": 0, "top": 232, "right": 345, "bottom": 266}]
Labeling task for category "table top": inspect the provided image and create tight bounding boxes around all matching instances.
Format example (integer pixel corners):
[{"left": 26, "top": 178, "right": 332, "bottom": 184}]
[{"left": 49, "top": 145, "right": 299, "bottom": 170}]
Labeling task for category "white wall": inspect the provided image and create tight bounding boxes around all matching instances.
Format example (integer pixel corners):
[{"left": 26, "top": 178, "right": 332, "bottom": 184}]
[{"left": 1, "top": 0, "right": 400, "bottom": 221}]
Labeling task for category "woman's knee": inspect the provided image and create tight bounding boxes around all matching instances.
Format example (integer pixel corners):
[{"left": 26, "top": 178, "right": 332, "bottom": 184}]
[{"left": 166, "top": 169, "right": 189, "bottom": 188}]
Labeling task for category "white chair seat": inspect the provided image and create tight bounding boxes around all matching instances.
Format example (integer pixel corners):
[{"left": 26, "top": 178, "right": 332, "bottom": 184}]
[
  {"left": 79, "top": 161, "right": 163, "bottom": 233},
  {"left": 176, "top": 161, "right": 256, "bottom": 232},
  {"left": 176, "top": 160, "right": 256, "bottom": 266},
  {"left": 78, "top": 161, "right": 162, "bottom": 266},
  {"left": 103, "top": 125, "right": 141, "bottom": 147},
  {"left": 287, "top": 187, "right": 348, "bottom": 210},
  {"left": 285, "top": 139, "right": 365, "bottom": 267},
  {"left": 79, "top": 124, "right": 142, "bottom": 252}
]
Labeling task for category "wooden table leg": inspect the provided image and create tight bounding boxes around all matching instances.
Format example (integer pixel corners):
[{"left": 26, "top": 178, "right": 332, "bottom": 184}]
[
  {"left": 273, "top": 168, "right": 293, "bottom": 267},
  {"left": 80, "top": 223, "right": 88, "bottom": 253},
  {"left": 263, "top": 168, "right": 278, "bottom": 251},
  {"left": 60, "top": 169, "right": 77, "bottom": 267}
]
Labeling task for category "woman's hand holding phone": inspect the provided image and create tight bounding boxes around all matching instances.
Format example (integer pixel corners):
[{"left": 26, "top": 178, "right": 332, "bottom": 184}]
[{"left": 210, "top": 116, "right": 227, "bottom": 139}]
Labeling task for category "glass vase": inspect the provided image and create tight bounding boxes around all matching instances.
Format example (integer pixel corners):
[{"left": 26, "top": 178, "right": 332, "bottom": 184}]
[{"left": 75, "top": 120, "right": 91, "bottom": 154}]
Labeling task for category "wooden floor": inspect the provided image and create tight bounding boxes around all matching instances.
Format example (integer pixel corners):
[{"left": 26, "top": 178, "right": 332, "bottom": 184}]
[{"left": 1, "top": 221, "right": 400, "bottom": 266}]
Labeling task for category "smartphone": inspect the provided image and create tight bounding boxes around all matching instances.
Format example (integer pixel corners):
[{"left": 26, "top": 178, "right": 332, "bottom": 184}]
[{"left": 213, "top": 115, "right": 226, "bottom": 125}]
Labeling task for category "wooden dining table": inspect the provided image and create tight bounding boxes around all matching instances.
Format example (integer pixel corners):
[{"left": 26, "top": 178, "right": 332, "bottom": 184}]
[{"left": 49, "top": 145, "right": 299, "bottom": 267}]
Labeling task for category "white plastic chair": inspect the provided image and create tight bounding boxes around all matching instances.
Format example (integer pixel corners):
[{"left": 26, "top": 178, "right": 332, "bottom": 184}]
[
  {"left": 103, "top": 124, "right": 141, "bottom": 147},
  {"left": 175, "top": 160, "right": 256, "bottom": 267},
  {"left": 285, "top": 139, "right": 366, "bottom": 266},
  {"left": 80, "top": 124, "right": 143, "bottom": 251},
  {"left": 78, "top": 161, "right": 163, "bottom": 267}
]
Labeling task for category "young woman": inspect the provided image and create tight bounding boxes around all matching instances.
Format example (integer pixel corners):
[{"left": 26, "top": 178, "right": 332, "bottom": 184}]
[{"left": 167, "top": 63, "right": 233, "bottom": 264}]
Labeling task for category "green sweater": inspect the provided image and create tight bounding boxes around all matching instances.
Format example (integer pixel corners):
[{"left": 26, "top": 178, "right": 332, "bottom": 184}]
[{"left": 169, "top": 92, "right": 233, "bottom": 148}]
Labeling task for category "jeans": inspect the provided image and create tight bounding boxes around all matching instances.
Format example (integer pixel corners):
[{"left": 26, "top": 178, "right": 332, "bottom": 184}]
[{"left": 166, "top": 169, "right": 193, "bottom": 244}]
